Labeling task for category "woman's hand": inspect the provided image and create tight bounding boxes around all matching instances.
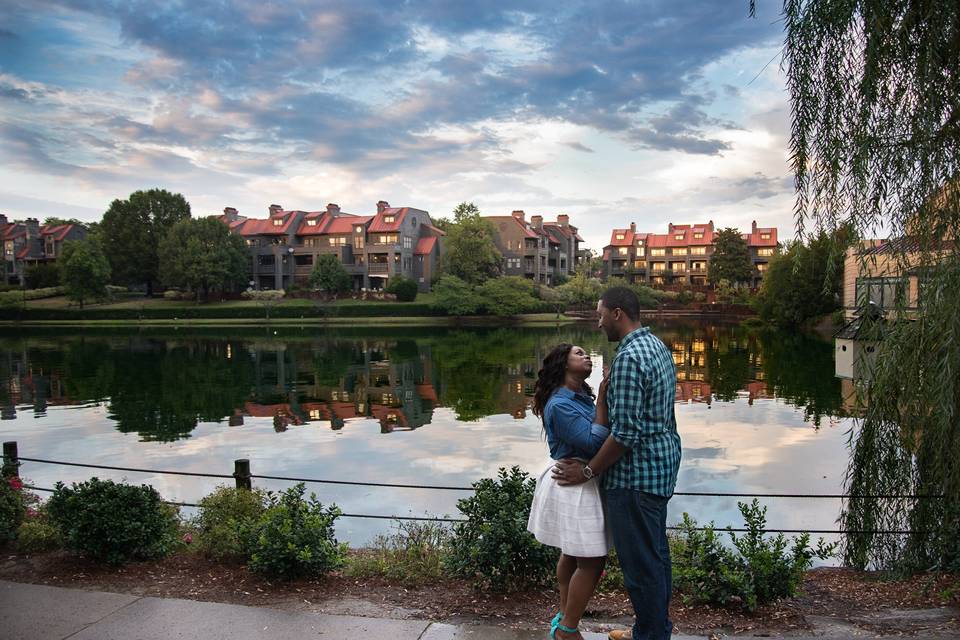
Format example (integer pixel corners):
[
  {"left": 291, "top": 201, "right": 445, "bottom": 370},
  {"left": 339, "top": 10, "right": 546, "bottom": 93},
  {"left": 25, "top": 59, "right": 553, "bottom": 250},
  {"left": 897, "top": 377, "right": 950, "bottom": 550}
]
[{"left": 595, "top": 373, "right": 610, "bottom": 426}]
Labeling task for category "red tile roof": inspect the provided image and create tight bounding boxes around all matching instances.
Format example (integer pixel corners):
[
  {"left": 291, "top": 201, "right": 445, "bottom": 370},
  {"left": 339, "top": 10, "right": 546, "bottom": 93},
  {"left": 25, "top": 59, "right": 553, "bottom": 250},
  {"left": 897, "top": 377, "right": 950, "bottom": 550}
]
[
  {"left": 40, "top": 223, "right": 75, "bottom": 241},
  {"left": 744, "top": 225, "right": 778, "bottom": 247},
  {"left": 2, "top": 224, "right": 26, "bottom": 240},
  {"left": 324, "top": 215, "right": 372, "bottom": 235},
  {"left": 237, "top": 211, "right": 298, "bottom": 236},
  {"left": 295, "top": 212, "right": 329, "bottom": 235},
  {"left": 422, "top": 223, "right": 446, "bottom": 236},
  {"left": 16, "top": 245, "right": 31, "bottom": 259},
  {"left": 414, "top": 236, "right": 438, "bottom": 255},
  {"left": 368, "top": 207, "right": 408, "bottom": 233},
  {"left": 609, "top": 229, "right": 635, "bottom": 246}
]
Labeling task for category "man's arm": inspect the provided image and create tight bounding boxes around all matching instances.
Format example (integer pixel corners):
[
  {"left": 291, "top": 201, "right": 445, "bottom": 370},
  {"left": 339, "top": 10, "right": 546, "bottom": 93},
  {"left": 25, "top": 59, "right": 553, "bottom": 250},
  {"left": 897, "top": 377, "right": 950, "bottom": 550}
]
[{"left": 552, "top": 434, "right": 626, "bottom": 485}]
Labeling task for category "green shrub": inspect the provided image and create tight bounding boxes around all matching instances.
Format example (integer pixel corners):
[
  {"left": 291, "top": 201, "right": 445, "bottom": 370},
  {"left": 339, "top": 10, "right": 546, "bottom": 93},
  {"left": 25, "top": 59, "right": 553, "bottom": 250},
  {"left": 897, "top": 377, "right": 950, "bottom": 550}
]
[
  {"left": 345, "top": 520, "right": 451, "bottom": 585},
  {"left": 247, "top": 483, "right": 346, "bottom": 580},
  {"left": 0, "top": 286, "right": 64, "bottom": 305},
  {"left": 386, "top": 276, "right": 419, "bottom": 302},
  {"left": 0, "top": 475, "right": 28, "bottom": 541},
  {"left": 445, "top": 466, "right": 558, "bottom": 591},
  {"left": 673, "top": 500, "right": 836, "bottom": 611},
  {"left": 47, "top": 477, "right": 179, "bottom": 565},
  {"left": 16, "top": 519, "right": 62, "bottom": 553},
  {"left": 193, "top": 486, "right": 267, "bottom": 560}
]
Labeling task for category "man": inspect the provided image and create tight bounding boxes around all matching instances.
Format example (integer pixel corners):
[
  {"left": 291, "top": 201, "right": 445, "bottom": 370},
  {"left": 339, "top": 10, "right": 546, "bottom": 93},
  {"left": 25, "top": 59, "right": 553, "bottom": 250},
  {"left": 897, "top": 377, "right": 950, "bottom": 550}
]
[{"left": 553, "top": 286, "right": 681, "bottom": 640}]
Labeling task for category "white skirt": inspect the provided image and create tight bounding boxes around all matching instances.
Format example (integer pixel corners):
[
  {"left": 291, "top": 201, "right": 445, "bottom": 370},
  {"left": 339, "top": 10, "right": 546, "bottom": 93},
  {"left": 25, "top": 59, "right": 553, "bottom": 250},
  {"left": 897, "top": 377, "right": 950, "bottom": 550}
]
[{"left": 527, "top": 461, "right": 613, "bottom": 558}]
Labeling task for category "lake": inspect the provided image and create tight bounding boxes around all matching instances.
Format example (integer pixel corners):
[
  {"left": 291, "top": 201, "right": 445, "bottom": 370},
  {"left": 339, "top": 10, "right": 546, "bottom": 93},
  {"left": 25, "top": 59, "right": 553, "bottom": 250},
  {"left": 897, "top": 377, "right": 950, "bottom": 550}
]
[{"left": 0, "top": 321, "right": 853, "bottom": 549}]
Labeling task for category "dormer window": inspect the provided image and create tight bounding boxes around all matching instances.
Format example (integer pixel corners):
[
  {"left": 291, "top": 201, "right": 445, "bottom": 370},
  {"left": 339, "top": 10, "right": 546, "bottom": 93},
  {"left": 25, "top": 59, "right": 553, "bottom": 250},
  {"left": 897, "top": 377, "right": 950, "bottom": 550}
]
[
  {"left": 674, "top": 233, "right": 684, "bottom": 240},
  {"left": 615, "top": 233, "right": 625, "bottom": 240},
  {"left": 693, "top": 232, "right": 703, "bottom": 239},
  {"left": 760, "top": 233, "right": 771, "bottom": 240},
  {"left": 272, "top": 218, "right": 284, "bottom": 226},
  {"left": 383, "top": 215, "right": 395, "bottom": 223},
  {"left": 306, "top": 219, "right": 317, "bottom": 226}
]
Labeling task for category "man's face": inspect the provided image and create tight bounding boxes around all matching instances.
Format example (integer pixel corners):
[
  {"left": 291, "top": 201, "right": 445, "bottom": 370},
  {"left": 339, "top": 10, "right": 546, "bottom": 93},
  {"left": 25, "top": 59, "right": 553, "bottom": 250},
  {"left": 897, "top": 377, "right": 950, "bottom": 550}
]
[{"left": 596, "top": 300, "right": 620, "bottom": 342}]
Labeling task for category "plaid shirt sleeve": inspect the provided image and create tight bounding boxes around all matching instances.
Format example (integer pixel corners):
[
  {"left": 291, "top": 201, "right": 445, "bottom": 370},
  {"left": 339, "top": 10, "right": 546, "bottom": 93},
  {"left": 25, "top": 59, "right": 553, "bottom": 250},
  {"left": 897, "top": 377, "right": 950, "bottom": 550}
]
[{"left": 608, "top": 351, "right": 644, "bottom": 447}]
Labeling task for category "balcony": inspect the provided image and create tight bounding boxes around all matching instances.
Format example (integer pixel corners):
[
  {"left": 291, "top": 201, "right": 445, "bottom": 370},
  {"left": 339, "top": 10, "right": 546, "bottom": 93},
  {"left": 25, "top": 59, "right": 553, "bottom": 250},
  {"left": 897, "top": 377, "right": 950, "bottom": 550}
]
[{"left": 368, "top": 263, "right": 390, "bottom": 274}]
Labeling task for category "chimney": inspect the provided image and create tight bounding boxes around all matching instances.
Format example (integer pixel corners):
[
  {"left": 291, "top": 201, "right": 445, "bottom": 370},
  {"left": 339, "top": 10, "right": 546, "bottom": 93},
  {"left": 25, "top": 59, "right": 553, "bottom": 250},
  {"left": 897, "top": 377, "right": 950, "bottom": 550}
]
[
  {"left": 377, "top": 200, "right": 389, "bottom": 215},
  {"left": 752, "top": 220, "right": 757, "bottom": 233},
  {"left": 268, "top": 204, "right": 283, "bottom": 216},
  {"left": 326, "top": 203, "right": 341, "bottom": 215},
  {"left": 667, "top": 222, "right": 673, "bottom": 233},
  {"left": 222, "top": 207, "right": 239, "bottom": 222},
  {"left": 511, "top": 210, "right": 525, "bottom": 222},
  {"left": 531, "top": 215, "right": 543, "bottom": 229},
  {"left": 25, "top": 217, "right": 39, "bottom": 237},
  {"left": 0, "top": 214, "right": 7, "bottom": 226},
  {"left": 630, "top": 222, "right": 636, "bottom": 233},
  {"left": 557, "top": 214, "right": 569, "bottom": 227}
]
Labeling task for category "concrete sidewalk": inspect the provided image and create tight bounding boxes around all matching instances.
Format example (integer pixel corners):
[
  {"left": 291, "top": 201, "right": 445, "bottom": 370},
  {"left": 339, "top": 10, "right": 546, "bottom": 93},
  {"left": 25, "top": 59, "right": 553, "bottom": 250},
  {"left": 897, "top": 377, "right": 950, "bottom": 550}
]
[{"left": 2, "top": 580, "right": 956, "bottom": 639}]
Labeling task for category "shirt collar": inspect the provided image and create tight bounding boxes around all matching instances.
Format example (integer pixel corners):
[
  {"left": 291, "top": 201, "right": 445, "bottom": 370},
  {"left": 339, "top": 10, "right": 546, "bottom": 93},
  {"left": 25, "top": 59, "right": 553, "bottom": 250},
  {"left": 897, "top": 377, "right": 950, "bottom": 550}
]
[
  {"left": 617, "top": 326, "right": 649, "bottom": 352},
  {"left": 554, "top": 386, "right": 591, "bottom": 401}
]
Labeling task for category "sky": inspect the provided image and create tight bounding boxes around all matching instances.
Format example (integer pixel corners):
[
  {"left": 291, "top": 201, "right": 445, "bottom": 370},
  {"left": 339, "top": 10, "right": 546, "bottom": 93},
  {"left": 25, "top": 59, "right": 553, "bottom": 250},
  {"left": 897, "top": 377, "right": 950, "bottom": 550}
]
[{"left": 0, "top": 0, "right": 797, "bottom": 252}]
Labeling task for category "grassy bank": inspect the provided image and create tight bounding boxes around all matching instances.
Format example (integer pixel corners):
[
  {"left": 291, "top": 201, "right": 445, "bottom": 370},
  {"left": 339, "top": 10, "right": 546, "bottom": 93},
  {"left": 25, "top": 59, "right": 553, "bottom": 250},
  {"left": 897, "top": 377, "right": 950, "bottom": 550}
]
[{"left": 0, "top": 294, "right": 575, "bottom": 326}]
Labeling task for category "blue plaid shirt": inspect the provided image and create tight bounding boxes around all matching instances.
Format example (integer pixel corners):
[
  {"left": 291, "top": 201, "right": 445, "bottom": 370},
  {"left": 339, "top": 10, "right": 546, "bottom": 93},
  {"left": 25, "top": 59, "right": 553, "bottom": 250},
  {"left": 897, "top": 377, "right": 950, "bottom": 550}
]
[{"left": 602, "top": 326, "right": 682, "bottom": 496}]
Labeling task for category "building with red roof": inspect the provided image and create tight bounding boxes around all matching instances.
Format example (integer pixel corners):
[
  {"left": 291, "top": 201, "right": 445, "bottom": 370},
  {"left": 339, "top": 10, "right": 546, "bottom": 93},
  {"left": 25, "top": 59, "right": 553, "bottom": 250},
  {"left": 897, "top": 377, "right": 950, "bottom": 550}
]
[
  {"left": 1, "top": 214, "right": 87, "bottom": 286},
  {"left": 603, "top": 220, "right": 778, "bottom": 287},
  {"left": 483, "top": 211, "right": 583, "bottom": 284},
  {"left": 220, "top": 200, "right": 443, "bottom": 292}
]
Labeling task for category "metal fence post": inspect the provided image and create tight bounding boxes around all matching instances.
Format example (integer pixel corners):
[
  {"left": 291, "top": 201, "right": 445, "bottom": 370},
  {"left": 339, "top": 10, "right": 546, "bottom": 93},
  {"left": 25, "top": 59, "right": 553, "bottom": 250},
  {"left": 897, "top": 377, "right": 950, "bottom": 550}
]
[
  {"left": 233, "top": 459, "right": 252, "bottom": 490},
  {"left": 2, "top": 441, "right": 19, "bottom": 479}
]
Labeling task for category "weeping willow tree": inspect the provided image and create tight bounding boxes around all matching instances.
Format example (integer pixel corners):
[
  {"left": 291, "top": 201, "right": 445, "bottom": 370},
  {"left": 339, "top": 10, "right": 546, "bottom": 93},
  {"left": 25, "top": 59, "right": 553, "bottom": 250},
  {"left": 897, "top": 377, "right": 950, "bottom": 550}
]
[{"left": 761, "top": 0, "right": 960, "bottom": 570}]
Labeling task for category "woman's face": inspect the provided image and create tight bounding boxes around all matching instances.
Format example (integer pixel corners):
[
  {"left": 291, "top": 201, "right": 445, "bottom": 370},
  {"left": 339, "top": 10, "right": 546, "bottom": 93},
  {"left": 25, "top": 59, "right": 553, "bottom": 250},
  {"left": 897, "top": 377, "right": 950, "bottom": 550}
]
[{"left": 566, "top": 345, "right": 593, "bottom": 377}]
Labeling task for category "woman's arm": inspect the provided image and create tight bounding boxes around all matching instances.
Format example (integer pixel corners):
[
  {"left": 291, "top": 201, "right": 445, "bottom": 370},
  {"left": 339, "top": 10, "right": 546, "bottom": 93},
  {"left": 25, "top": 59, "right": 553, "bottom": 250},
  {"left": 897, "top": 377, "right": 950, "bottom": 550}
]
[{"left": 551, "top": 400, "right": 608, "bottom": 456}]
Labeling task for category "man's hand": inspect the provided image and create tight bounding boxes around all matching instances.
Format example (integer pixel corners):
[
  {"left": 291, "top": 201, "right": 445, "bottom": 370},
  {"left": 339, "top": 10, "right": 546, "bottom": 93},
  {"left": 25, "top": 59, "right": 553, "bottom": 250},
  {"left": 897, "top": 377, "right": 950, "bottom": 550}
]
[{"left": 551, "top": 458, "right": 590, "bottom": 486}]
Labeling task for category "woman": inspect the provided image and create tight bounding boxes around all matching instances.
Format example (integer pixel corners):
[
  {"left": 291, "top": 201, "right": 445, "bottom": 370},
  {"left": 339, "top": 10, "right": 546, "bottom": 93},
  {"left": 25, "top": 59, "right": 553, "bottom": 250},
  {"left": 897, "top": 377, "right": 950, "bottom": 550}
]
[{"left": 527, "top": 343, "right": 611, "bottom": 640}]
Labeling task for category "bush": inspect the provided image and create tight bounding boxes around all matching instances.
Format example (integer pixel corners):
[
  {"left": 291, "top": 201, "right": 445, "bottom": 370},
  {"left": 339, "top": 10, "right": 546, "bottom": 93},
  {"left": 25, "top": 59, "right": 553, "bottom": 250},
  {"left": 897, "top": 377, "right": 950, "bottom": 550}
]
[
  {"left": 0, "top": 475, "right": 28, "bottom": 541},
  {"left": 47, "top": 477, "right": 179, "bottom": 565},
  {"left": 193, "top": 486, "right": 268, "bottom": 560},
  {"left": 16, "top": 519, "right": 62, "bottom": 553},
  {"left": 0, "top": 286, "right": 64, "bottom": 305},
  {"left": 386, "top": 275, "right": 419, "bottom": 302},
  {"left": 477, "top": 277, "right": 540, "bottom": 316},
  {"left": 247, "top": 483, "right": 346, "bottom": 580},
  {"left": 345, "top": 520, "right": 451, "bottom": 585},
  {"left": 673, "top": 500, "right": 836, "bottom": 611},
  {"left": 445, "top": 466, "right": 558, "bottom": 591},
  {"left": 25, "top": 263, "right": 61, "bottom": 289}
]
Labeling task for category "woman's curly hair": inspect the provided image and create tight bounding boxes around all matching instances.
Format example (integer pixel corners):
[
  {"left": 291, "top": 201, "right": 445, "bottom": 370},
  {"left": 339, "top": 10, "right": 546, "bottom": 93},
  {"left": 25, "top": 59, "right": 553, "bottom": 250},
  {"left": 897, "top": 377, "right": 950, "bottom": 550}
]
[{"left": 532, "top": 343, "right": 594, "bottom": 418}]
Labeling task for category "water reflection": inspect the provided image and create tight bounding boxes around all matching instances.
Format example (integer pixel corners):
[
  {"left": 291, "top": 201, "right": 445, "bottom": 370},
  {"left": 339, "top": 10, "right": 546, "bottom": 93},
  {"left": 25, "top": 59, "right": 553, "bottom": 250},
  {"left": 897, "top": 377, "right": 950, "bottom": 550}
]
[{"left": 1, "top": 323, "right": 845, "bottom": 440}]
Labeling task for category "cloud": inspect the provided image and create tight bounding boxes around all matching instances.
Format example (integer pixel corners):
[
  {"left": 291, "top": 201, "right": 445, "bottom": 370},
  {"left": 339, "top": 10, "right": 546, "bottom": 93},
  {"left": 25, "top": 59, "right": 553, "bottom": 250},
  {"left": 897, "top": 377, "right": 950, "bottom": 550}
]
[{"left": 563, "top": 141, "right": 594, "bottom": 153}]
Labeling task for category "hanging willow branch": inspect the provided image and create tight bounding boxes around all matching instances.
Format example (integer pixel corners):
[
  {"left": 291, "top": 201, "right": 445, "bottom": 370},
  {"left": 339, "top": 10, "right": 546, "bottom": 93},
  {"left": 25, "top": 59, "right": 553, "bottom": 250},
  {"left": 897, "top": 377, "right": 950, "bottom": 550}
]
[{"left": 779, "top": 0, "right": 959, "bottom": 571}]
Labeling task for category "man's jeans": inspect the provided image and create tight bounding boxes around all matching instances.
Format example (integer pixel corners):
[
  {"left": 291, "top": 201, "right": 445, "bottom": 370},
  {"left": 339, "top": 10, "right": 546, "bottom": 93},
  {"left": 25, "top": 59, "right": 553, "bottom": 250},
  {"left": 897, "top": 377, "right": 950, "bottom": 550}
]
[{"left": 606, "top": 489, "right": 673, "bottom": 640}]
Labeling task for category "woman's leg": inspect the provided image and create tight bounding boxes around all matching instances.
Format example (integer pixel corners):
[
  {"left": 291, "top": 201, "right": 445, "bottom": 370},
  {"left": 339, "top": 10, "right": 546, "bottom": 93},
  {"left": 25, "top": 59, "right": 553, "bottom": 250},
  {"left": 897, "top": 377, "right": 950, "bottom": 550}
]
[
  {"left": 556, "top": 555, "right": 606, "bottom": 638},
  {"left": 556, "top": 553, "right": 576, "bottom": 616}
]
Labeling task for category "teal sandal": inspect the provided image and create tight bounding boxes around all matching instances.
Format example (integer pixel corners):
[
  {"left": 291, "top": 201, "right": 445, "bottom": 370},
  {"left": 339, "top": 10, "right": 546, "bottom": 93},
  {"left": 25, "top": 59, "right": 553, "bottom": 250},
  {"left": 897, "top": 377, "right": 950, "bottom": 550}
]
[
  {"left": 550, "top": 621, "right": 578, "bottom": 638},
  {"left": 550, "top": 611, "right": 563, "bottom": 632}
]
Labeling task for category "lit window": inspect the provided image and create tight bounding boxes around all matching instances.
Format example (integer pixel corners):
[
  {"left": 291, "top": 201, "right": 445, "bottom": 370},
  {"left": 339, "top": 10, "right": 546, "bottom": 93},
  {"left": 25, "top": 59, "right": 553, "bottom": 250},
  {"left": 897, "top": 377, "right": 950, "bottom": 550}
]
[
  {"left": 757, "top": 263, "right": 768, "bottom": 272},
  {"left": 691, "top": 246, "right": 707, "bottom": 255},
  {"left": 618, "top": 247, "right": 628, "bottom": 255},
  {"left": 693, "top": 232, "right": 703, "bottom": 239},
  {"left": 355, "top": 226, "right": 363, "bottom": 234},
  {"left": 636, "top": 239, "right": 644, "bottom": 246},
  {"left": 615, "top": 233, "right": 625, "bottom": 240},
  {"left": 652, "top": 262, "right": 665, "bottom": 271},
  {"left": 672, "top": 247, "right": 687, "bottom": 255},
  {"left": 760, "top": 233, "right": 771, "bottom": 240},
  {"left": 306, "top": 218, "right": 317, "bottom": 226},
  {"left": 758, "top": 248, "right": 775, "bottom": 257},
  {"left": 650, "top": 248, "right": 665, "bottom": 256},
  {"left": 383, "top": 215, "right": 395, "bottom": 223},
  {"left": 674, "top": 234, "right": 684, "bottom": 240},
  {"left": 272, "top": 218, "right": 284, "bottom": 226}
]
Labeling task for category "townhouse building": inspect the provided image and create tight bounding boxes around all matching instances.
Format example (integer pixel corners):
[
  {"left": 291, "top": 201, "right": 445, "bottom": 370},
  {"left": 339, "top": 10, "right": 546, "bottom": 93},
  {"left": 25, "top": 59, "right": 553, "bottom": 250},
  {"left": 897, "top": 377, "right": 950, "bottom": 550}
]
[
  {"left": 220, "top": 200, "right": 443, "bottom": 292},
  {"left": 484, "top": 211, "right": 584, "bottom": 285},
  {"left": 1, "top": 215, "right": 88, "bottom": 286},
  {"left": 602, "top": 220, "right": 778, "bottom": 287}
]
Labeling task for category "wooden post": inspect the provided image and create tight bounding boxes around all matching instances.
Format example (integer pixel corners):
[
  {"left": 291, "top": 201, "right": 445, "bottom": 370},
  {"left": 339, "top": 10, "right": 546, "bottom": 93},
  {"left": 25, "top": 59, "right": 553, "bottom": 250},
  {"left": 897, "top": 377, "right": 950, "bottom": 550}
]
[
  {"left": 2, "top": 441, "right": 19, "bottom": 479},
  {"left": 233, "top": 459, "right": 252, "bottom": 490}
]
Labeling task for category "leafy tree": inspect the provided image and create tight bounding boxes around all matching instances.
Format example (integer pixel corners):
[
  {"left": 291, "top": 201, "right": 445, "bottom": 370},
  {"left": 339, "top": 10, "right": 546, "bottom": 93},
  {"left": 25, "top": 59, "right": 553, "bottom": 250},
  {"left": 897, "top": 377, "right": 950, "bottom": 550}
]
[
  {"left": 309, "top": 254, "right": 351, "bottom": 296},
  {"left": 241, "top": 289, "right": 285, "bottom": 320},
  {"left": 708, "top": 228, "right": 753, "bottom": 286},
  {"left": 59, "top": 237, "right": 110, "bottom": 308},
  {"left": 159, "top": 217, "right": 248, "bottom": 301},
  {"left": 557, "top": 270, "right": 604, "bottom": 312},
  {"left": 438, "top": 202, "right": 502, "bottom": 285},
  {"left": 477, "top": 276, "right": 539, "bottom": 316},
  {"left": 757, "top": 232, "right": 845, "bottom": 328},
  {"left": 100, "top": 189, "right": 191, "bottom": 295},
  {"left": 42, "top": 217, "right": 87, "bottom": 229},
  {"left": 25, "top": 262, "right": 61, "bottom": 289},
  {"left": 770, "top": 0, "right": 960, "bottom": 571},
  {"left": 431, "top": 275, "right": 479, "bottom": 316},
  {"left": 385, "top": 275, "right": 418, "bottom": 302}
]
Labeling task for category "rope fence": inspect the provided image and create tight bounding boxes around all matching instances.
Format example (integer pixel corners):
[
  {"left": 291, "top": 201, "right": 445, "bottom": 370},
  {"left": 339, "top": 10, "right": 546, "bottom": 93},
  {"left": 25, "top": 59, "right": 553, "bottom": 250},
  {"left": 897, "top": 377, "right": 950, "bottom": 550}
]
[{"left": 4, "top": 441, "right": 941, "bottom": 536}]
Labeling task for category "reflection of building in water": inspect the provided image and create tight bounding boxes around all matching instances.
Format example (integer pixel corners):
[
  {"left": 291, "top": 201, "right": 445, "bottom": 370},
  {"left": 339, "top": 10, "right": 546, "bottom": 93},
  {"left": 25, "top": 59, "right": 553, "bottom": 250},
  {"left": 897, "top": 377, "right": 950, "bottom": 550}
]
[
  {"left": 0, "top": 347, "right": 70, "bottom": 420},
  {"left": 666, "top": 328, "right": 768, "bottom": 404},
  {"left": 240, "top": 340, "right": 441, "bottom": 433},
  {"left": 675, "top": 381, "right": 712, "bottom": 404}
]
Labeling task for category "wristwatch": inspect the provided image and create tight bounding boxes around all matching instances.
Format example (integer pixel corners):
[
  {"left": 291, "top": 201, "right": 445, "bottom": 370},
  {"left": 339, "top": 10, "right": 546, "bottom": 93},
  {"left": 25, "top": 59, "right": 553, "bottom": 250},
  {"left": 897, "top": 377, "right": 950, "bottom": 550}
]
[{"left": 582, "top": 464, "right": 595, "bottom": 479}]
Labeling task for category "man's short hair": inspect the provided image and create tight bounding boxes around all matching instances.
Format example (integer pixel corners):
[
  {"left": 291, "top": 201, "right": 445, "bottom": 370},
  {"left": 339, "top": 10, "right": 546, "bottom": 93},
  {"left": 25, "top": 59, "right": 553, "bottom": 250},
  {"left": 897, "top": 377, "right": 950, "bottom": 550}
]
[{"left": 600, "top": 286, "right": 641, "bottom": 321}]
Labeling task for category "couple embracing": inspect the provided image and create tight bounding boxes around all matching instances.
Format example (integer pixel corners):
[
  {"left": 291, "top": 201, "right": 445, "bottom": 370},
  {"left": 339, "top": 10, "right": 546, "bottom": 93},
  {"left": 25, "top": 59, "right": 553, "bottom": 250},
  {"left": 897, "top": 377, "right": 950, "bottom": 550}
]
[{"left": 527, "top": 287, "right": 682, "bottom": 640}]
